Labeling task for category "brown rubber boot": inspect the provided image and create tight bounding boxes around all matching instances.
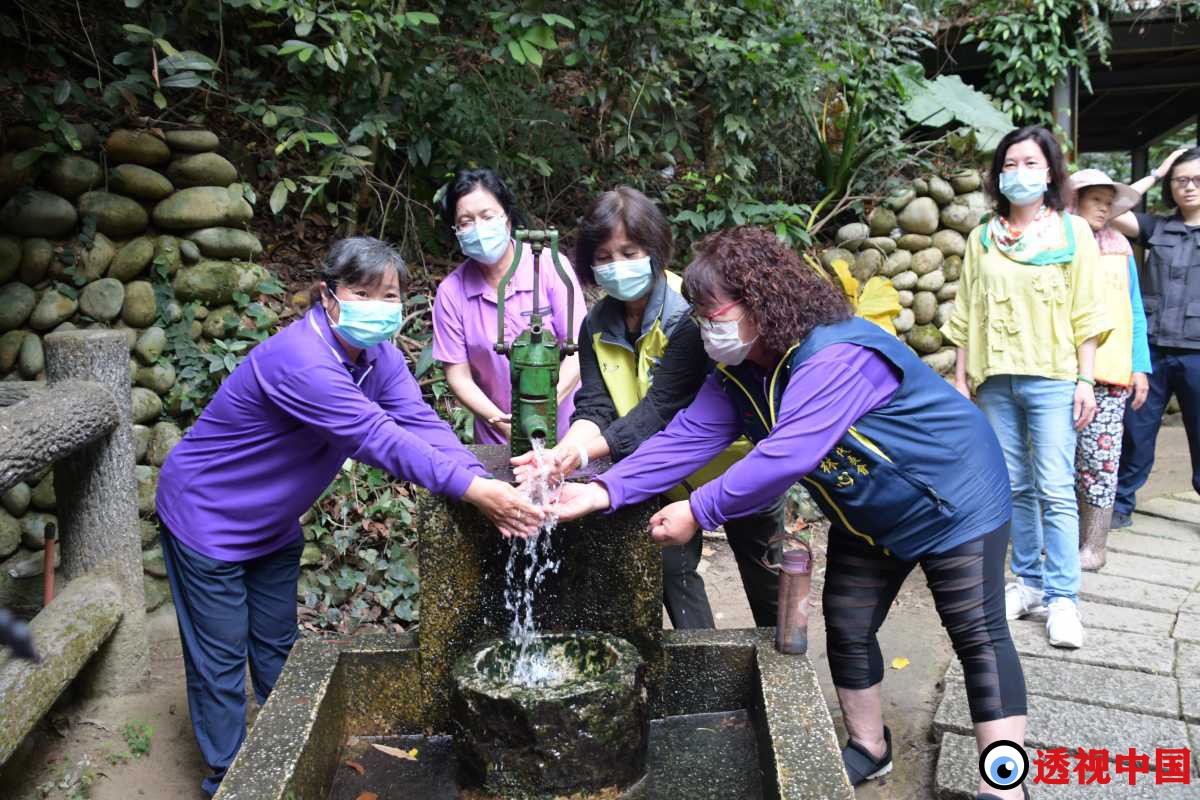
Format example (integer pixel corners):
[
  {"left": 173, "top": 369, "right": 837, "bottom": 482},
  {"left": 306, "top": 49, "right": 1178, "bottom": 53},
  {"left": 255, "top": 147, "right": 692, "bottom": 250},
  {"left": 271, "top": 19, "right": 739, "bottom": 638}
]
[{"left": 1078, "top": 494, "right": 1111, "bottom": 572}]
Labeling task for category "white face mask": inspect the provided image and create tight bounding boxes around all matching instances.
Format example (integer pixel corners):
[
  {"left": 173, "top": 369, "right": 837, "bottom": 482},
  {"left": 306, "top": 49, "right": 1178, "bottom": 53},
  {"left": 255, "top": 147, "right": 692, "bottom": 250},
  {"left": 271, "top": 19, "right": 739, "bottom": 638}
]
[{"left": 699, "top": 316, "right": 757, "bottom": 366}]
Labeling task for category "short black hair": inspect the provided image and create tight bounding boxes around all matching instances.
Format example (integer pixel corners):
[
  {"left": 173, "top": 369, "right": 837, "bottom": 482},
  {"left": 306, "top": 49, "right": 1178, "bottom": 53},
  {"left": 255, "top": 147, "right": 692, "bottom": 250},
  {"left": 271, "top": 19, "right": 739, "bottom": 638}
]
[
  {"left": 987, "top": 125, "right": 1072, "bottom": 218},
  {"left": 321, "top": 237, "right": 407, "bottom": 293},
  {"left": 1163, "top": 147, "right": 1200, "bottom": 210},
  {"left": 574, "top": 186, "right": 673, "bottom": 286},
  {"left": 440, "top": 168, "right": 522, "bottom": 232}
]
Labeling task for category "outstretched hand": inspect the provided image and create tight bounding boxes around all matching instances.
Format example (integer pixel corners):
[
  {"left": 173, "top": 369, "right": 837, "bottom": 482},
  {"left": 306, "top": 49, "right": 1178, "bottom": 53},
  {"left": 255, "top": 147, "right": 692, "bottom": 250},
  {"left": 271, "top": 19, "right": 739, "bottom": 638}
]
[
  {"left": 462, "top": 477, "right": 544, "bottom": 539},
  {"left": 549, "top": 481, "right": 610, "bottom": 522},
  {"left": 511, "top": 444, "right": 574, "bottom": 488},
  {"left": 649, "top": 500, "right": 699, "bottom": 547}
]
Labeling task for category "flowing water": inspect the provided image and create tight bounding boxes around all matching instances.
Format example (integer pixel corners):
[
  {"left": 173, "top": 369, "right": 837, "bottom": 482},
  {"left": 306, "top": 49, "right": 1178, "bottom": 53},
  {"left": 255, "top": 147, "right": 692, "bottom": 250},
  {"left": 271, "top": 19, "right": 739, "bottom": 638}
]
[{"left": 504, "top": 438, "right": 565, "bottom": 686}]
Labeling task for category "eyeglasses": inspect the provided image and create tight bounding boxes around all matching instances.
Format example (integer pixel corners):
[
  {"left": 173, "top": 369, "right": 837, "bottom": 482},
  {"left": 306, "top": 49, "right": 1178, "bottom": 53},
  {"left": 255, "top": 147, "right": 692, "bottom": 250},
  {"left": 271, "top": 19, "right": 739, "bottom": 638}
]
[
  {"left": 453, "top": 211, "right": 506, "bottom": 234},
  {"left": 689, "top": 298, "right": 743, "bottom": 328},
  {"left": 1170, "top": 176, "right": 1200, "bottom": 189}
]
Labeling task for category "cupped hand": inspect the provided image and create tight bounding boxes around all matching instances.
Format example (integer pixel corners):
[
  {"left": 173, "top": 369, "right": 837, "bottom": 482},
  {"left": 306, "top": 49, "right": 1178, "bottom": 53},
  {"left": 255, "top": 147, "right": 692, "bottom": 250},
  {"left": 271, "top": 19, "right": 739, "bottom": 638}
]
[
  {"left": 649, "top": 500, "right": 699, "bottom": 547},
  {"left": 1130, "top": 372, "right": 1149, "bottom": 411},
  {"left": 549, "top": 481, "right": 610, "bottom": 522},
  {"left": 1073, "top": 381, "right": 1097, "bottom": 432},
  {"left": 462, "top": 477, "right": 544, "bottom": 539},
  {"left": 511, "top": 444, "right": 574, "bottom": 487}
]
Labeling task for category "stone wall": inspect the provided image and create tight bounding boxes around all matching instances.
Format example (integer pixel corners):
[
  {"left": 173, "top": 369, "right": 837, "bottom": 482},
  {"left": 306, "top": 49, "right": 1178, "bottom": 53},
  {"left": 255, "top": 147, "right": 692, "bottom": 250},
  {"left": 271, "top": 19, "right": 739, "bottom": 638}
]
[
  {"left": 822, "top": 169, "right": 990, "bottom": 376},
  {"left": 0, "top": 127, "right": 273, "bottom": 613}
]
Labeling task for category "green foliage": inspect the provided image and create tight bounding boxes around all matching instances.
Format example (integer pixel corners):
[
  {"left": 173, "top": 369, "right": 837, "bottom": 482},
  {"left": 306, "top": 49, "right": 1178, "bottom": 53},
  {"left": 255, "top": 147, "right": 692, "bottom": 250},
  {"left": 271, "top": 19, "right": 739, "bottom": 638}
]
[
  {"left": 901, "top": 71, "right": 1016, "bottom": 151},
  {"left": 149, "top": 259, "right": 283, "bottom": 421},
  {"left": 37, "top": 755, "right": 97, "bottom": 800},
  {"left": 0, "top": 0, "right": 959, "bottom": 261},
  {"left": 298, "top": 462, "right": 421, "bottom": 633},
  {"left": 952, "top": 1, "right": 1200, "bottom": 128},
  {"left": 119, "top": 720, "right": 154, "bottom": 758}
]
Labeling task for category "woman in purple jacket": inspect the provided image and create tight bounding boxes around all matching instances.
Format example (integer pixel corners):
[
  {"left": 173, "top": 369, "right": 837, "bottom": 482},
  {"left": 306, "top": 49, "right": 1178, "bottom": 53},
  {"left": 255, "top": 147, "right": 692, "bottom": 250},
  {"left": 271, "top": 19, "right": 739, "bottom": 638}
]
[
  {"left": 156, "top": 237, "right": 541, "bottom": 797},
  {"left": 554, "top": 227, "right": 1027, "bottom": 800}
]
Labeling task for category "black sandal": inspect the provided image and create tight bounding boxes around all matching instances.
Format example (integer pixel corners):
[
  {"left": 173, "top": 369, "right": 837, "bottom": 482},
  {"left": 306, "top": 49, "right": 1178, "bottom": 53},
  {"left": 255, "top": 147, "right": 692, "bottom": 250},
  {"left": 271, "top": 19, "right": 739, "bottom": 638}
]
[{"left": 841, "top": 725, "right": 893, "bottom": 785}]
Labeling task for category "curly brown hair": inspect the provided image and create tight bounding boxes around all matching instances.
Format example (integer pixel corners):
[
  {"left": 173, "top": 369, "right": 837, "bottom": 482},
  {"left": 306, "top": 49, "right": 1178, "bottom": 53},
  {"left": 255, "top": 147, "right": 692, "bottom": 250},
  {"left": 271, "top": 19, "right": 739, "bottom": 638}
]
[{"left": 683, "top": 226, "right": 852, "bottom": 355}]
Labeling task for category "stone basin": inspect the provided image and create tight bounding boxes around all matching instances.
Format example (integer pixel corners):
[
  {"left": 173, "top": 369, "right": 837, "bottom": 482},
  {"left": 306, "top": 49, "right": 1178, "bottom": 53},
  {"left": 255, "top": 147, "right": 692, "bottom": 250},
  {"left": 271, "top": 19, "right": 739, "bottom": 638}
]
[
  {"left": 453, "top": 633, "right": 648, "bottom": 798},
  {"left": 213, "top": 630, "right": 852, "bottom": 800}
]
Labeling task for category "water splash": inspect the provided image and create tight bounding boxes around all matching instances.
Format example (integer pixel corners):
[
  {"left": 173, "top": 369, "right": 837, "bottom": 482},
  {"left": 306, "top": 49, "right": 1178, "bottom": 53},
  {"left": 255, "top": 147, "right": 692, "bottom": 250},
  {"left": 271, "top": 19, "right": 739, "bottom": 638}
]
[{"left": 504, "top": 438, "right": 565, "bottom": 687}]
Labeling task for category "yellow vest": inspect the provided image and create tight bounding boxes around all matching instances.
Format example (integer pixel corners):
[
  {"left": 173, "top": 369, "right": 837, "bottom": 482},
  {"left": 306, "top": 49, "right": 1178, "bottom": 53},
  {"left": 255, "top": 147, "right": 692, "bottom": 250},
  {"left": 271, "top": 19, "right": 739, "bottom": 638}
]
[
  {"left": 591, "top": 272, "right": 751, "bottom": 501},
  {"left": 1093, "top": 252, "right": 1134, "bottom": 387}
]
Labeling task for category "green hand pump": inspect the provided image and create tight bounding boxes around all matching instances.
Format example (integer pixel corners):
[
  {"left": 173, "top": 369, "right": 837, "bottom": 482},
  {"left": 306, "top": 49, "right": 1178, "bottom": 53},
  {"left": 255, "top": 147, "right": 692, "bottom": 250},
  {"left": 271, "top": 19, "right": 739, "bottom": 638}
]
[{"left": 495, "top": 229, "right": 578, "bottom": 458}]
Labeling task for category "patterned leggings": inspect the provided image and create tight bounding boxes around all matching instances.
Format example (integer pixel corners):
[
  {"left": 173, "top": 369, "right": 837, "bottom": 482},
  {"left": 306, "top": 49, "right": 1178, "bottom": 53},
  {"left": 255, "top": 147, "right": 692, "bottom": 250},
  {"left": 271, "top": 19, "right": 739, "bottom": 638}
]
[
  {"left": 823, "top": 523, "right": 1026, "bottom": 723},
  {"left": 1075, "top": 383, "right": 1130, "bottom": 508}
]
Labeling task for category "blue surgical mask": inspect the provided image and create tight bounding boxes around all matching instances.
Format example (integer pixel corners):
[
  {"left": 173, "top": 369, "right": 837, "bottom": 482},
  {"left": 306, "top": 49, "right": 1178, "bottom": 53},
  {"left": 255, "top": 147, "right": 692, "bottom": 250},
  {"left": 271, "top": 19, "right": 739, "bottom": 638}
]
[
  {"left": 999, "top": 168, "right": 1049, "bottom": 206},
  {"left": 457, "top": 216, "right": 510, "bottom": 265},
  {"left": 594, "top": 256, "right": 654, "bottom": 301},
  {"left": 328, "top": 295, "right": 404, "bottom": 348}
]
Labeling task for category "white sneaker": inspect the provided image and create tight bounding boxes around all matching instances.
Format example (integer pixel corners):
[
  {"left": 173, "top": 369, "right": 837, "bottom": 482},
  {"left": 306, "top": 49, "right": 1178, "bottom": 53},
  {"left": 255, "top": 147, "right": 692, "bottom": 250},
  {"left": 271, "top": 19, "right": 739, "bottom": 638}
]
[
  {"left": 1046, "top": 597, "right": 1083, "bottom": 649},
  {"left": 1004, "top": 578, "right": 1046, "bottom": 621}
]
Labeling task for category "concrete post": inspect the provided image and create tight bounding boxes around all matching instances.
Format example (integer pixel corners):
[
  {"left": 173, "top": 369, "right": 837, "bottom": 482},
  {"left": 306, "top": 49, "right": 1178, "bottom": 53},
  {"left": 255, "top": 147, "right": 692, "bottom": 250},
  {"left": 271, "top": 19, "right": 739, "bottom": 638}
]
[
  {"left": 44, "top": 329, "right": 147, "bottom": 694},
  {"left": 1052, "top": 68, "right": 1076, "bottom": 156},
  {"left": 1132, "top": 147, "right": 1150, "bottom": 213}
]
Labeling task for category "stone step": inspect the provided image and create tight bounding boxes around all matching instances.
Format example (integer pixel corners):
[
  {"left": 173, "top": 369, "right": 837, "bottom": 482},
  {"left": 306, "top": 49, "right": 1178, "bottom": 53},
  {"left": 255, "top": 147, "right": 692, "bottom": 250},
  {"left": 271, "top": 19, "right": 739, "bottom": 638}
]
[
  {"left": 1076, "top": 601, "right": 1175, "bottom": 637},
  {"left": 1080, "top": 571, "right": 1190, "bottom": 613},
  {"left": 1182, "top": 681, "right": 1200, "bottom": 725},
  {"left": 944, "top": 654, "right": 1178, "bottom": 718},
  {"left": 1175, "top": 606, "right": 1200, "bottom": 644},
  {"left": 934, "top": 692, "right": 1191, "bottom": 773},
  {"left": 1191, "top": 724, "right": 1200, "bottom": 775},
  {"left": 1099, "top": 552, "right": 1200, "bottom": 591},
  {"left": 1179, "top": 642, "right": 1200, "bottom": 676},
  {"left": 1179, "top": 646, "right": 1200, "bottom": 724},
  {"left": 1169, "top": 492, "right": 1200, "bottom": 505},
  {"left": 1138, "top": 497, "right": 1200, "bottom": 526},
  {"left": 1127, "top": 514, "right": 1200, "bottom": 544},
  {"left": 936, "top": 732, "right": 1197, "bottom": 800},
  {"left": 1107, "top": 531, "right": 1200, "bottom": 566},
  {"left": 1008, "top": 619, "right": 1176, "bottom": 676}
]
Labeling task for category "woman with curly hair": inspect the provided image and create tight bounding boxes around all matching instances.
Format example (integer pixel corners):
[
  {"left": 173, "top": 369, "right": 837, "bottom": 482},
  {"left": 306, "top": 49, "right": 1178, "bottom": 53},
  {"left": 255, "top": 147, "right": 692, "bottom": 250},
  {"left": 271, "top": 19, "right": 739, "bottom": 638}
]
[{"left": 554, "top": 226, "right": 1027, "bottom": 800}]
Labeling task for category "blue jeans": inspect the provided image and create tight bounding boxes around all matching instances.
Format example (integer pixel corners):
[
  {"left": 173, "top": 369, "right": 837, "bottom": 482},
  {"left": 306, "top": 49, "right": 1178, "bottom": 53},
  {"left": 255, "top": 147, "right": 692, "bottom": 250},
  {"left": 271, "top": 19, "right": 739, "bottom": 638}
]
[
  {"left": 160, "top": 529, "right": 304, "bottom": 798},
  {"left": 1115, "top": 346, "right": 1200, "bottom": 515},
  {"left": 976, "top": 375, "right": 1080, "bottom": 602}
]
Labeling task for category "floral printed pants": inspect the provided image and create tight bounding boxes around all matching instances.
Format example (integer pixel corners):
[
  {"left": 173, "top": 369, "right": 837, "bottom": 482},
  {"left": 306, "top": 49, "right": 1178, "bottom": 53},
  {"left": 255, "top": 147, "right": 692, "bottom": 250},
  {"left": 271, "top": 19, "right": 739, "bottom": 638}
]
[{"left": 1075, "top": 383, "right": 1130, "bottom": 508}]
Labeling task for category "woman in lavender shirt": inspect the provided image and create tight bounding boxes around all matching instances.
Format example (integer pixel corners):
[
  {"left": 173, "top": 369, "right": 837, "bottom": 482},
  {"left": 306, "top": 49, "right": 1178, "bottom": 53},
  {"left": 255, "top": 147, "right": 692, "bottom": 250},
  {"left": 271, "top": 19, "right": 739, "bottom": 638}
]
[
  {"left": 156, "top": 237, "right": 541, "bottom": 797},
  {"left": 433, "top": 168, "right": 585, "bottom": 443}
]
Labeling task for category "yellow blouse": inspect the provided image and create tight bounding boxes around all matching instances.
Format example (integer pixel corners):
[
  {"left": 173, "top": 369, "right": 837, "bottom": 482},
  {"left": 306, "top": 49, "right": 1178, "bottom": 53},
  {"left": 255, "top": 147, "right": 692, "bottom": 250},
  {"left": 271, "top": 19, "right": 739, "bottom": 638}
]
[{"left": 941, "top": 212, "right": 1111, "bottom": 390}]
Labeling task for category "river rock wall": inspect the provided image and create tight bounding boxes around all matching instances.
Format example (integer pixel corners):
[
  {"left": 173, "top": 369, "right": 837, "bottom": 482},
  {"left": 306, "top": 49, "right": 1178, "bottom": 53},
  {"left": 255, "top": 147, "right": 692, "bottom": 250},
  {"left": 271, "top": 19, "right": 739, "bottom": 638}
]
[
  {"left": 0, "top": 127, "right": 272, "bottom": 613},
  {"left": 822, "top": 169, "right": 990, "bottom": 377}
]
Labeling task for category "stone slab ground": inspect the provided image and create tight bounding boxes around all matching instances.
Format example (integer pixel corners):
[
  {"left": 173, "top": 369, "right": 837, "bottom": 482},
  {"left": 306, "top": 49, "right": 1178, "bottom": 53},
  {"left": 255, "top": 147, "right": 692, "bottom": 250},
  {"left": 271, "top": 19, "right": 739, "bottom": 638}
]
[{"left": 934, "top": 491, "right": 1200, "bottom": 798}]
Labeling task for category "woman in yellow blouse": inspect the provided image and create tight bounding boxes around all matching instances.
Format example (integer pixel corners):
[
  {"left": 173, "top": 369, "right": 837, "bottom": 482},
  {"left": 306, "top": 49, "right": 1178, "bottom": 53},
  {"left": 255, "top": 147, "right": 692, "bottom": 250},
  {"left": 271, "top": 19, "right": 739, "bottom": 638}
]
[{"left": 942, "top": 126, "right": 1110, "bottom": 651}]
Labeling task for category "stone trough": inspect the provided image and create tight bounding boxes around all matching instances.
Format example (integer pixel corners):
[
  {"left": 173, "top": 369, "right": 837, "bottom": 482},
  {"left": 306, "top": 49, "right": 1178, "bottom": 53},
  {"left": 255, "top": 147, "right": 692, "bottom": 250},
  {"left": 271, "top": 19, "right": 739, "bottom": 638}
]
[{"left": 214, "top": 447, "right": 851, "bottom": 800}]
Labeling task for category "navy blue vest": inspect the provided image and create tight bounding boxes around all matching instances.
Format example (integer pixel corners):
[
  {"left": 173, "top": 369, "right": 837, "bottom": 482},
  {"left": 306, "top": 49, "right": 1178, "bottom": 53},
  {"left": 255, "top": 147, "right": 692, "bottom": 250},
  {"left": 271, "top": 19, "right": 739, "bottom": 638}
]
[{"left": 718, "top": 318, "right": 1011, "bottom": 559}]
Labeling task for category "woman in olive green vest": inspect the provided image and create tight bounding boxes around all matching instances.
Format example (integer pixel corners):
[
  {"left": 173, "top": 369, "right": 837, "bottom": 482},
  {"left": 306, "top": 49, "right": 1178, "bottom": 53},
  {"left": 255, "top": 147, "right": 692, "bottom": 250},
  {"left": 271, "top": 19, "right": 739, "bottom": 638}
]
[{"left": 513, "top": 186, "right": 784, "bottom": 628}]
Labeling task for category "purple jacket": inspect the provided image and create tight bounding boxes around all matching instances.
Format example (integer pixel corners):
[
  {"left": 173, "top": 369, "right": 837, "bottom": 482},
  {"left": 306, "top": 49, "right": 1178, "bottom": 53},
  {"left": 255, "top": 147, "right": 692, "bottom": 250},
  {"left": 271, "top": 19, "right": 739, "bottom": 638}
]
[
  {"left": 156, "top": 305, "right": 486, "bottom": 562},
  {"left": 598, "top": 343, "right": 900, "bottom": 530}
]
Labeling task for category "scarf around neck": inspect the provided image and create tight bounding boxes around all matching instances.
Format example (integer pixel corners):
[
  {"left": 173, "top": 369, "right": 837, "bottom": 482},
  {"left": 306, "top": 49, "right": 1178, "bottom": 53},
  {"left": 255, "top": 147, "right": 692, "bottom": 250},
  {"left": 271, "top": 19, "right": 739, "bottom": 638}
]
[{"left": 984, "top": 206, "right": 1078, "bottom": 266}]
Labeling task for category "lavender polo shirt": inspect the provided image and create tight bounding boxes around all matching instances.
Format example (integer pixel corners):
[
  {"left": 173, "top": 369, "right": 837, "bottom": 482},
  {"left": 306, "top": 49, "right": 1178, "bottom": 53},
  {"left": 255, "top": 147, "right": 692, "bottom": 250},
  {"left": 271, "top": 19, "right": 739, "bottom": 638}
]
[
  {"left": 156, "top": 304, "right": 487, "bottom": 562},
  {"left": 598, "top": 344, "right": 900, "bottom": 528},
  {"left": 432, "top": 244, "right": 586, "bottom": 444}
]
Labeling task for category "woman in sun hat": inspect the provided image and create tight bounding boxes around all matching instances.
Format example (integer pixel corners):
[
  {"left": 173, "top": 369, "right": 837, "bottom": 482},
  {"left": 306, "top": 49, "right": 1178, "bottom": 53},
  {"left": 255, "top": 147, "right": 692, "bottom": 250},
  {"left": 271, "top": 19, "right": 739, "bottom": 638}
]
[{"left": 1066, "top": 168, "right": 1152, "bottom": 571}]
